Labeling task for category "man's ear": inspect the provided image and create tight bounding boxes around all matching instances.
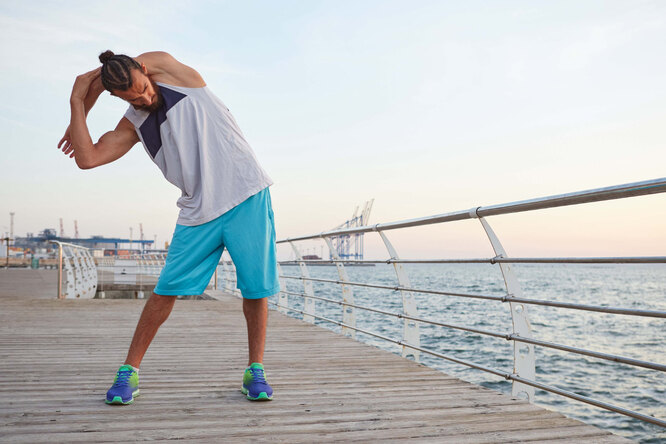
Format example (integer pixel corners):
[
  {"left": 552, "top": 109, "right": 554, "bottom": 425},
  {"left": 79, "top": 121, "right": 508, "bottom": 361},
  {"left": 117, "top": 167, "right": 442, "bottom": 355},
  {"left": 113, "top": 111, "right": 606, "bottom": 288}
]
[{"left": 141, "top": 63, "right": 148, "bottom": 75}]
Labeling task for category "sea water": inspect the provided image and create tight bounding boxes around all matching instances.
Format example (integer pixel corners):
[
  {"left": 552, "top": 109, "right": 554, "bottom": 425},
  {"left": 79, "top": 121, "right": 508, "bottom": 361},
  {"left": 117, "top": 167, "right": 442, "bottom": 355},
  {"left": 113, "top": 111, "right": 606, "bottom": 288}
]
[{"left": 272, "top": 263, "right": 665, "bottom": 443}]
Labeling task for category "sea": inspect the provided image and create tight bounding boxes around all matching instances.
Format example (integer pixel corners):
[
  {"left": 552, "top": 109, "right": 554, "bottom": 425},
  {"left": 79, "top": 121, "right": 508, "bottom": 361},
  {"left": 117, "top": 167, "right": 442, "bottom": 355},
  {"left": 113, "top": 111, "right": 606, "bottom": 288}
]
[{"left": 273, "top": 263, "right": 665, "bottom": 443}]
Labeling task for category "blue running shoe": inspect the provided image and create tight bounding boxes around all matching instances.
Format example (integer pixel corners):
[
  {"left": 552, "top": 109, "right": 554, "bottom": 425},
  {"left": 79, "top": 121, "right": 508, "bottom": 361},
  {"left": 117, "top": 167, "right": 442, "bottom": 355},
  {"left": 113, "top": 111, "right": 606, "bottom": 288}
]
[
  {"left": 106, "top": 365, "right": 139, "bottom": 405},
  {"left": 241, "top": 362, "right": 273, "bottom": 401}
]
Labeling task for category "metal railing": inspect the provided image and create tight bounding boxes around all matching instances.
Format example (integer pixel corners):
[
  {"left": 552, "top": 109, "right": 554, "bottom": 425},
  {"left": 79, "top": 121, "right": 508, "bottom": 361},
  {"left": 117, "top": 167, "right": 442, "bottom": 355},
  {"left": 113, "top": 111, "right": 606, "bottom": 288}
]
[
  {"left": 50, "top": 241, "right": 97, "bottom": 299},
  {"left": 218, "top": 177, "right": 665, "bottom": 428},
  {"left": 96, "top": 253, "right": 228, "bottom": 299},
  {"left": 96, "top": 253, "right": 168, "bottom": 298},
  {"left": 97, "top": 253, "right": 168, "bottom": 277},
  {"left": 49, "top": 178, "right": 662, "bottom": 428}
]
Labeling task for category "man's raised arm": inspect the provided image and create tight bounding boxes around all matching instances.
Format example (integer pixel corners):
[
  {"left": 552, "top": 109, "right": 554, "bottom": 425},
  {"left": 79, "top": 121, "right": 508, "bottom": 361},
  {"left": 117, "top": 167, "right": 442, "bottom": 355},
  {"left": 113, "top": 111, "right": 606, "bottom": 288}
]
[
  {"left": 135, "top": 51, "right": 206, "bottom": 87},
  {"left": 58, "top": 68, "right": 105, "bottom": 158},
  {"left": 81, "top": 71, "right": 105, "bottom": 116},
  {"left": 67, "top": 67, "right": 139, "bottom": 170}
]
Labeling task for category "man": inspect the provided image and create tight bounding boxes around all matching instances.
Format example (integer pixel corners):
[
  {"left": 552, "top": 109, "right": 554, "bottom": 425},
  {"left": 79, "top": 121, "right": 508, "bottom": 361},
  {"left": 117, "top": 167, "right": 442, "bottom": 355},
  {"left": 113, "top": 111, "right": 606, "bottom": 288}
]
[{"left": 59, "top": 50, "right": 278, "bottom": 404}]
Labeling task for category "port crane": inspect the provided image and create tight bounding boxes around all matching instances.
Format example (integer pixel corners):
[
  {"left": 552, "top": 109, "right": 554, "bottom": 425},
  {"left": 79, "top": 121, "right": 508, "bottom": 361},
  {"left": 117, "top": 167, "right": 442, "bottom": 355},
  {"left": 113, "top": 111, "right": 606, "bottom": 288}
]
[{"left": 329, "top": 199, "right": 373, "bottom": 261}]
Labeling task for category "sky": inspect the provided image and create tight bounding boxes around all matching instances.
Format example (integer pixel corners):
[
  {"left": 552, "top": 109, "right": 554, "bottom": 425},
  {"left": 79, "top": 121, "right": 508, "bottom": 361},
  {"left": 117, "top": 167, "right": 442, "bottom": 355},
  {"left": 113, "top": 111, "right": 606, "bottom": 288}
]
[{"left": 0, "top": 0, "right": 664, "bottom": 261}]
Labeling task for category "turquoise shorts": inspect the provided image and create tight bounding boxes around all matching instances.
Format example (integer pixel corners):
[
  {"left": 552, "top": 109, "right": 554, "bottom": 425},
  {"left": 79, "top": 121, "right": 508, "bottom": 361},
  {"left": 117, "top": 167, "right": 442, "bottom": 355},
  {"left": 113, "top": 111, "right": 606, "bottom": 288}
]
[{"left": 154, "top": 187, "right": 280, "bottom": 299}]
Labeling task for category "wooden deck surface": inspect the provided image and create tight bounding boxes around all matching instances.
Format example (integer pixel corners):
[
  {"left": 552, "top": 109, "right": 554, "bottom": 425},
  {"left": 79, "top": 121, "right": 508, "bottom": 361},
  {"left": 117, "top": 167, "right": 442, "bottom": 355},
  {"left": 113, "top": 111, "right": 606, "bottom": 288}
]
[
  {"left": 0, "top": 272, "right": 630, "bottom": 443},
  {"left": 0, "top": 269, "right": 57, "bottom": 299}
]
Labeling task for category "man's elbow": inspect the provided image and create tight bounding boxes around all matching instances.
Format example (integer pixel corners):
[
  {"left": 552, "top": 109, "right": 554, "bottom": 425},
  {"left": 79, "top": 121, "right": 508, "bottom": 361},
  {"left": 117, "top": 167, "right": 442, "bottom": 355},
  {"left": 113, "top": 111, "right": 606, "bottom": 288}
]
[{"left": 75, "top": 157, "right": 96, "bottom": 170}]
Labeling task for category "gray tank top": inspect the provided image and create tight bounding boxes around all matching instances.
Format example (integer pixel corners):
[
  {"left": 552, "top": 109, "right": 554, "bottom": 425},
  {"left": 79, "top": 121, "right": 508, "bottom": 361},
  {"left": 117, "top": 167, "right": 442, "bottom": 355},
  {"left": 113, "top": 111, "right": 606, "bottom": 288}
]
[{"left": 123, "top": 81, "right": 273, "bottom": 226}]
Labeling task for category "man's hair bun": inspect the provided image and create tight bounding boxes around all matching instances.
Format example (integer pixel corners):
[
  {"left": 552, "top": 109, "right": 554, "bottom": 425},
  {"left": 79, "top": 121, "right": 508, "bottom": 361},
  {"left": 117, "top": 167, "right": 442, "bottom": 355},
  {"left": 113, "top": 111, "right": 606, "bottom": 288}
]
[
  {"left": 98, "top": 51, "right": 141, "bottom": 92},
  {"left": 99, "top": 50, "right": 115, "bottom": 64}
]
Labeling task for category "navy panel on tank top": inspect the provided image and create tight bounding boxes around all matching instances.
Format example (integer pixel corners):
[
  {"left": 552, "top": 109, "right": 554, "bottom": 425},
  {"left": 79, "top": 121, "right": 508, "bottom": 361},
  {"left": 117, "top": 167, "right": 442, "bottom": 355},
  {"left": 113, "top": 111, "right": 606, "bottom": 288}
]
[{"left": 138, "top": 86, "right": 186, "bottom": 158}]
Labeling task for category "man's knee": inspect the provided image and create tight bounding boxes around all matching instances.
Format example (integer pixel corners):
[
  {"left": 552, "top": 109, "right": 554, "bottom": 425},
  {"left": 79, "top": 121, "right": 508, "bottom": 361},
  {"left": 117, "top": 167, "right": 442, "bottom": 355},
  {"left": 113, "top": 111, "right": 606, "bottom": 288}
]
[
  {"left": 148, "top": 292, "right": 177, "bottom": 311},
  {"left": 243, "top": 297, "right": 268, "bottom": 309}
]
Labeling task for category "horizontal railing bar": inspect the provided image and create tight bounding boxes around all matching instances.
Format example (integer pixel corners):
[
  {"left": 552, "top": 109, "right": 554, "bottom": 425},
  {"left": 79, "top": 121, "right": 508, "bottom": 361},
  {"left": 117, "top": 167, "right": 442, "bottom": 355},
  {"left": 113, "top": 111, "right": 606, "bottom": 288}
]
[
  {"left": 280, "top": 259, "right": 490, "bottom": 264},
  {"left": 510, "top": 374, "right": 666, "bottom": 428},
  {"left": 280, "top": 275, "right": 666, "bottom": 318},
  {"left": 267, "top": 301, "right": 508, "bottom": 377},
  {"left": 506, "top": 296, "right": 666, "bottom": 318},
  {"left": 279, "top": 274, "right": 505, "bottom": 302},
  {"left": 268, "top": 301, "right": 666, "bottom": 428},
  {"left": 278, "top": 209, "right": 471, "bottom": 242},
  {"left": 279, "top": 256, "right": 666, "bottom": 265},
  {"left": 280, "top": 289, "right": 508, "bottom": 338},
  {"left": 278, "top": 178, "right": 666, "bottom": 242},
  {"left": 479, "top": 178, "right": 666, "bottom": 218},
  {"left": 496, "top": 257, "right": 666, "bottom": 264},
  {"left": 510, "top": 335, "right": 666, "bottom": 372},
  {"left": 406, "top": 342, "right": 666, "bottom": 427},
  {"left": 283, "top": 289, "right": 666, "bottom": 371}
]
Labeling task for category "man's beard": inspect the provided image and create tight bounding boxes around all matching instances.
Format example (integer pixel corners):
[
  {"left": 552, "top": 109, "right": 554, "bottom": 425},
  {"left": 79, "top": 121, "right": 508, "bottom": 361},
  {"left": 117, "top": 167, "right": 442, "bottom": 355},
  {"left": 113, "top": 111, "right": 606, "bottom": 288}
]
[{"left": 134, "top": 78, "right": 164, "bottom": 112}]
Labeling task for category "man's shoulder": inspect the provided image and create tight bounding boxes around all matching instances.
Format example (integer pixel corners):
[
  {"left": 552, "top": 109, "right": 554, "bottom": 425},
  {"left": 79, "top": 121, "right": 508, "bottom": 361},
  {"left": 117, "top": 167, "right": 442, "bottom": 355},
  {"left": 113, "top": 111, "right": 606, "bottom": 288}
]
[
  {"left": 137, "top": 52, "right": 205, "bottom": 88},
  {"left": 135, "top": 51, "right": 172, "bottom": 71}
]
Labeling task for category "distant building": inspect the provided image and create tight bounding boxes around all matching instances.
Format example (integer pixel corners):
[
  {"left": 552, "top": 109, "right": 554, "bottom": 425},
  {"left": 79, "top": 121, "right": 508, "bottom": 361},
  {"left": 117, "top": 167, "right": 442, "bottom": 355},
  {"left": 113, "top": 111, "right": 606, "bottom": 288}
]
[{"left": 14, "top": 228, "right": 155, "bottom": 255}]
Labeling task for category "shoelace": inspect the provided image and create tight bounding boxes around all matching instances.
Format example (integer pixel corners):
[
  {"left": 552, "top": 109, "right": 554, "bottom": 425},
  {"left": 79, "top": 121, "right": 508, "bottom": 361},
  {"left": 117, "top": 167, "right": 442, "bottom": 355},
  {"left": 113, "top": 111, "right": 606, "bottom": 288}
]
[
  {"left": 113, "top": 370, "right": 133, "bottom": 387},
  {"left": 249, "top": 368, "right": 267, "bottom": 384}
]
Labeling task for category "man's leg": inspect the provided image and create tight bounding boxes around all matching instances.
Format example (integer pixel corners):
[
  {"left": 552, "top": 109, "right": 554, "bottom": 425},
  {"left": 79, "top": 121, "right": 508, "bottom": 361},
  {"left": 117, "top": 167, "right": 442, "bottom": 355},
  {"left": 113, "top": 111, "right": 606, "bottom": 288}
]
[
  {"left": 106, "top": 292, "right": 176, "bottom": 405},
  {"left": 123, "top": 219, "right": 222, "bottom": 369},
  {"left": 221, "top": 187, "right": 278, "bottom": 400},
  {"left": 243, "top": 297, "right": 268, "bottom": 365},
  {"left": 106, "top": 218, "right": 224, "bottom": 405},
  {"left": 241, "top": 296, "right": 272, "bottom": 400},
  {"left": 124, "top": 292, "right": 176, "bottom": 368}
]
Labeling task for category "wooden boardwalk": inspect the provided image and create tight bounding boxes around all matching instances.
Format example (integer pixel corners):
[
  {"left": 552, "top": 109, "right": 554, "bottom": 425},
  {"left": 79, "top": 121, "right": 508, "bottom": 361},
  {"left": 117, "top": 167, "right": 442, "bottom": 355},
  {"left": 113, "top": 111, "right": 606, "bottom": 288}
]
[{"left": 0, "top": 272, "right": 629, "bottom": 443}]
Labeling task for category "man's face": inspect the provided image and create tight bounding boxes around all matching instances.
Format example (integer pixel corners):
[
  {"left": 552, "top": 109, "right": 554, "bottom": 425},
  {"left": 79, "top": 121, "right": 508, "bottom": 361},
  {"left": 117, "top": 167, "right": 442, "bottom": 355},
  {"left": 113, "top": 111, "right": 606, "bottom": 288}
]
[{"left": 112, "top": 67, "right": 163, "bottom": 112}]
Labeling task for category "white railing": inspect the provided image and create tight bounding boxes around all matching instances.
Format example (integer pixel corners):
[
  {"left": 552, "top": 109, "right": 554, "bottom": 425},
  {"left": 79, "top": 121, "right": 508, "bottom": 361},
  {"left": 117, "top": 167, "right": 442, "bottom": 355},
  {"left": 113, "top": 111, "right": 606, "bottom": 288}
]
[
  {"left": 50, "top": 241, "right": 97, "bottom": 299},
  {"left": 217, "top": 177, "right": 665, "bottom": 429},
  {"left": 97, "top": 253, "right": 168, "bottom": 278},
  {"left": 96, "top": 253, "right": 168, "bottom": 298}
]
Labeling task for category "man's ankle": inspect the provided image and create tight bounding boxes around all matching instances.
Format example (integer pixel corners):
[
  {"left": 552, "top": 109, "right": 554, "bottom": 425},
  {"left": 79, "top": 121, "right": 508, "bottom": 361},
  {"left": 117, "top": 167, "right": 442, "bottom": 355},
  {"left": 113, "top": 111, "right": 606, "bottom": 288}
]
[{"left": 122, "top": 363, "right": 140, "bottom": 372}]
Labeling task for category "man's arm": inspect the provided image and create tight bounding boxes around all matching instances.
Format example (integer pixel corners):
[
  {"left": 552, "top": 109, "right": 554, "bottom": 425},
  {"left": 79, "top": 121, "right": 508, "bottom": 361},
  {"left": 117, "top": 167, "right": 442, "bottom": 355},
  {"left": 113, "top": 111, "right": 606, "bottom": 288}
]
[
  {"left": 72, "top": 117, "right": 139, "bottom": 169},
  {"left": 82, "top": 74, "right": 105, "bottom": 116},
  {"left": 58, "top": 70, "right": 105, "bottom": 158},
  {"left": 135, "top": 51, "right": 206, "bottom": 88},
  {"left": 68, "top": 68, "right": 138, "bottom": 169}
]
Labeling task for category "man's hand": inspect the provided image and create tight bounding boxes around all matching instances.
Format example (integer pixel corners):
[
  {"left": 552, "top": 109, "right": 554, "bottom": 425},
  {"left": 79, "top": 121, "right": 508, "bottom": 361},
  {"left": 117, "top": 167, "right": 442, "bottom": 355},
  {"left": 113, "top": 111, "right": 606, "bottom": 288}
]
[
  {"left": 70, "top": 67, "right": 102, "bottom": 103},
  {"left": 57, "top": 125, "right": 74, "bottom": 158}
]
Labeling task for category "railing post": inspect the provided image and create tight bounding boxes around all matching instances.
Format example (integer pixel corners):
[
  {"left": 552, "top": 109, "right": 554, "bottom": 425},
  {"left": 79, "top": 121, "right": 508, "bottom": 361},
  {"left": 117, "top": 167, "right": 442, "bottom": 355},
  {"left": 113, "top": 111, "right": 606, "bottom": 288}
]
[
  {"left": 63, "top": 246, "right": 76, "bottom": 298},
  {"left": 222, "top": 258, "right": 234, "bottom": 293},
  {"left": 276, "top": 263, "right": 288, "bottom": 314},
  {"left": 289, "top": 241, "right": 315, "bottom": 323},
  {"left": 475, "top": 211, "right": 535, "bottom": 402},
  {"left": 323, "top": 236, "right": 355, "bottom": 338},
  {"left": 136, "top": 254, "right": 144, "bottom": 299},
  {"left": 50, "top": 241, "right": 98, "bottom": 299},
  {"left": 220, "top": 255, "right": 240, "bottom": 297},
  {"left": 81, "top": 249, "right": 97, "bottom": 299},
  {"left": 73, "top": 248, "right": 85, "bottom": 298},
  {"left": 377, "top": 230, "right": 420, "bottom": 362},
  {"left": 57, "top": 243, "right": 63, "bottom": 299},
  {"left": 219, "top": 260, "right": 226, "bottom": 290}
]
